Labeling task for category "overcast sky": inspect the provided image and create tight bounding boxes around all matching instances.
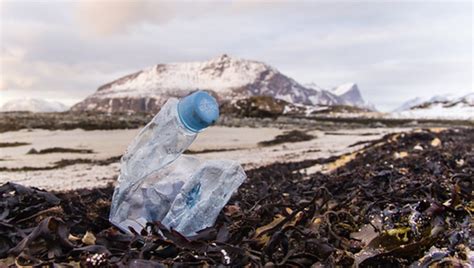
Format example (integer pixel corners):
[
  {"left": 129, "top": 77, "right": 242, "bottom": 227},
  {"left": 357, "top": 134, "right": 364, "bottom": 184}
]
[{"left": 0, "top": 0, "right": 472, "bottom": 111}]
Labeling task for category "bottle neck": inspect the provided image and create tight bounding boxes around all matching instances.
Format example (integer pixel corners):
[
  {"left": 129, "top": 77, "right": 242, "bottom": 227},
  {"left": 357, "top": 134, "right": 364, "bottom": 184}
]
[{"left": 175, "top": 104, "right": 199, "bottom": 136}]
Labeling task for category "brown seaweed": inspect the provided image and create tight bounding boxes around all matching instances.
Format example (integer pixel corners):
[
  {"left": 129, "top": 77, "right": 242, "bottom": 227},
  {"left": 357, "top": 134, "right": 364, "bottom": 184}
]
[{"left": 0, "top": 128, "right": 472, "bottom": 267}]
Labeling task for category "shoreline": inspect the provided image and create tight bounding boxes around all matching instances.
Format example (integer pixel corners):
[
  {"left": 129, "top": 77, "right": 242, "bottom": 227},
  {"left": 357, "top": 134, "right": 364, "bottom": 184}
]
[{"left": 0, "top": 126, "right": 413, "bottom": 191}]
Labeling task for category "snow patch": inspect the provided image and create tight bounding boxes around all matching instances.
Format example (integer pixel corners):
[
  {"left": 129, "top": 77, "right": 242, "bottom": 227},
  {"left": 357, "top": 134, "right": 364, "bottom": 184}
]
[
  {"left": 331, "top": 82, "right": 357, "bottom": 96},
  {"left": 0, "top": 98, "right": 69, "bottom": 113},
  {"left": 392, "top": 92, "right": 474, "bottom": 120}
]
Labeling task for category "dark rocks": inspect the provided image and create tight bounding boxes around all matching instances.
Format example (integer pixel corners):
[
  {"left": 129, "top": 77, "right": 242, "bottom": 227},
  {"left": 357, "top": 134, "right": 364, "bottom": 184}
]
[{"left": 220, "top": 96, "right": 290, "bottom": 118}]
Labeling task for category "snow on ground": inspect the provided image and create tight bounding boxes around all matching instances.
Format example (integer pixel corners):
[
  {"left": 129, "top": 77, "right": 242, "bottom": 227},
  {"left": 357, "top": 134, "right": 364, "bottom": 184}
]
[
  {"left": 391, "top": 103, "right": 474, "bottom": 120},
  {"left": 393, "top": 97, "right": 425, "bottom": 113},
  {"left": 393, "top": 92, "right": 474, "bottom": 118}
]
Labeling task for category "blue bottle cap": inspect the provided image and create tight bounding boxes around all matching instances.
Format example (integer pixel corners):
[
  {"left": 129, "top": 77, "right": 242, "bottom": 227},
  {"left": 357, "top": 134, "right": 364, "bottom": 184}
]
[{"left": 178, "top": 90, "right": 219, "bottom": 132}]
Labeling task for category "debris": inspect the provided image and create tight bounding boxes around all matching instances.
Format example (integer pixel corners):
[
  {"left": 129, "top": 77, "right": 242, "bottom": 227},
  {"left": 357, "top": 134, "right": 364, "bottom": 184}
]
[
  {"left": 413, "top": 144, "right": 423, "bottom": 151},
  {"left": 109, "top": 92, "right": 246, "bottom": 237},
  {"left": 394, "top": 151, "right": 408, "bottom": 159},
  {"left": 456, "top": 159, "right": 465, "bottom": 167},
  {"left": 430, "top": 138, "right": 441, "bottom": 147},
  {"left": 68, "top": 234, "right": 81, "bottom": 241},
  {"left": 224, "top": 205, "right": 241, "bottom": 217},
  {"left": 82, "top": 231, "right": 96, "bottom": 245}
]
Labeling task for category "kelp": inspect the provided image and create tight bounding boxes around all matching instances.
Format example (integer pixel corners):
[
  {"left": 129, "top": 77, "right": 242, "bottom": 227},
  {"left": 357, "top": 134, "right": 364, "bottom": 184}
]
[{"left": 0, "top": 128, "right": 472, "bottom": 267}]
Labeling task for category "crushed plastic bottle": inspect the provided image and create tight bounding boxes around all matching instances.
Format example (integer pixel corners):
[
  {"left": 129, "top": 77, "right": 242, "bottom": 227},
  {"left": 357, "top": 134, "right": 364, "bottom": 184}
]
[{"left": 109, "top": 90, "right": 246, "bottom": 236}]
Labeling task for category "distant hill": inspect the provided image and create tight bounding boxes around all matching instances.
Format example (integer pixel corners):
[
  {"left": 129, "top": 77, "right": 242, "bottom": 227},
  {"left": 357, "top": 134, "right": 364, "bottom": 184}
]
[
  {"left": 392, "top": 93, "right": 473, "bottom": 120},
  {"left": 0, "top": 98, "right": 68, "bottom": 113}
]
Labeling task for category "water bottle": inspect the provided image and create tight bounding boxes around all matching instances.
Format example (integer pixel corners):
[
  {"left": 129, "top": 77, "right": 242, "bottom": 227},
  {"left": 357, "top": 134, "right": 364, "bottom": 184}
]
[{"left": 109, "top": 90, "right": 246, "bottom": 236}]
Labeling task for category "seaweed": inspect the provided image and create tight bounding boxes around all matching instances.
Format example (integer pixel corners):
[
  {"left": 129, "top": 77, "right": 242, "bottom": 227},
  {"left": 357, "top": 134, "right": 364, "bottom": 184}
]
[
  {"left": 258, "top": 130, "right": 315, "bottom": 146},
  {"left": 0, "top": 142, "right": 30, "bottom": 148},
  {"left": 0, "top": 156, "right": 121, "bottom": 172},
  {"left": 0, "top": 128, "right": 472, "bottom": 267},
  {"left": 27, "top": 147, "right": 94, "bottom": 154}
]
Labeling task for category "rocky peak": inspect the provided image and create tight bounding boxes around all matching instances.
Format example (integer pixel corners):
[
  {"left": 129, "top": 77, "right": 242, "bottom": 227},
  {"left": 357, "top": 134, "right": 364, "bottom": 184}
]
[
  {"left": 330, "top": 83, "right": 367, "bottom": 107},
  {"left": 215, "top": 54, "right": 231, "bottom": 62},
  {"left": 304, "top": 83, "right": 325, "bottom": 92}
]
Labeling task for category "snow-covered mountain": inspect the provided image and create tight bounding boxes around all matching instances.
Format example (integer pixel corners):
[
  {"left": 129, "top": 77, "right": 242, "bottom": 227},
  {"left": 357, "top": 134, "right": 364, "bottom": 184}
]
[
  {"left": 303, "top": 83, "right": 341, "bottom": 106},
  {"left": 330, "top": 83, "right": 366, "bottom": 107},
  {"left": 305, "top": 82, "right": 374, "bottom": 109},
  {"left": 392, "top": 93, "right": 473, "bottom": 120},
  {"left": 393, "top": 97, "right": 425, "bottom": 113},
  {"left": 0, "top": 98, "right": 68, "bottom": 113},
  {"left": 71, "top": 55, "right": 372, "bottom": 113}
]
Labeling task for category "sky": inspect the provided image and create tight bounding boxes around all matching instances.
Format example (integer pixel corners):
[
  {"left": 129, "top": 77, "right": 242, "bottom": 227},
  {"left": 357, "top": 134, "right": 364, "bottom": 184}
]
[{"left": 0, "top": 0, "right": 472, "bottom": 111}]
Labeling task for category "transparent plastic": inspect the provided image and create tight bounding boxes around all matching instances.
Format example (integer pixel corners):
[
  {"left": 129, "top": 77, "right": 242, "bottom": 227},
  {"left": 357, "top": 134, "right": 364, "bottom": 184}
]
[
  {"left": 119, "top": 98, "right": 197, "bottom": 184},
  {"left": 109, "top": 98, "right": 246, "bottom": 236},
  {"left": 161, "top": 158, "right": 245, "bottom": 235}
]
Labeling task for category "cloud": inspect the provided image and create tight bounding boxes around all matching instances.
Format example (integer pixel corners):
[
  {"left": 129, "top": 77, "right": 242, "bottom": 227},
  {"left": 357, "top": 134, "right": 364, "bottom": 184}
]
[
  {"left": 76, "top": 1, "right": 176, "bottom": 36},
  {"left": 0, "top": 47, "right": 36, "bottom": 90},
  {"left": 75, "top": 0, "right": 287, "bottom": 36},
  {"left": 0, "top": 1, "right": 472, "bottom": 110}
]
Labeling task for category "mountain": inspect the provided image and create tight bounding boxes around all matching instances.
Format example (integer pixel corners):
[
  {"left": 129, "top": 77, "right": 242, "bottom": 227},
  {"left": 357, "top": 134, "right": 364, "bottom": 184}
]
[
  {"left": 303, "top": 83, "right": 342, "bottom": 106},
  {"left": 393, "top": 97, "right": 424, "bottom": 112},
  {"left": 394, "top": 94, "right": 465, "bottom": 112},
  {"left": 73, "top": 55, "right": 319, "bottom": 113},
  {"left": 392, "top": 93, "right": 474, "bottom": 120},
  {"left": 71, "top": 55, "right": 372, "bottom": 113},
  {"left": 0, "top": 98, "right": 68, "bottom": 113},
  {"left": 330, "top": 83, "right": 365, "bottom": 107},
  {"left": 331, "top": 83, "right": 376, "bottom": 110},
  {"left": 305, "top": 82, "right": 374, "bottom": 109}
]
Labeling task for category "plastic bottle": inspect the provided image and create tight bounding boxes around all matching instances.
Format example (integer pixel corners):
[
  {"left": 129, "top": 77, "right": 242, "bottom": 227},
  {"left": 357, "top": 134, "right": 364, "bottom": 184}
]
[{"left": 109, "top": 91, "right": 246, "bottom": 236}]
